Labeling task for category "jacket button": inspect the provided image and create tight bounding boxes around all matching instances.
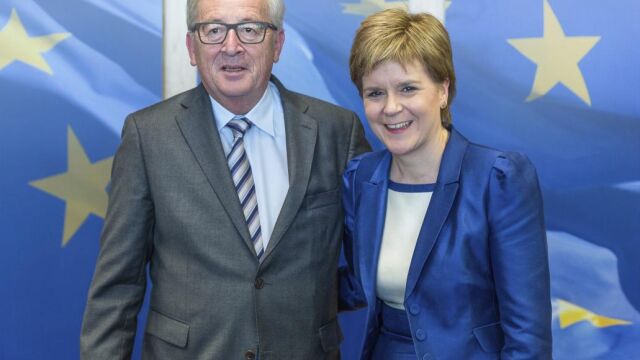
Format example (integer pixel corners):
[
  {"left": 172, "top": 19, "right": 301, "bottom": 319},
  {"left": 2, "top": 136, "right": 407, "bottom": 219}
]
[
  {"left": 415, "top": 328, "right": 426, "bottom": 341},
  {"left": 409, "top": 304, "right": 420, "bottom": 315},
  {"left": 245, "top": 350, "right": 256, "bottom": 360},
  {"left": 254, "top": 278, "right": 264, "bottom": 289}
]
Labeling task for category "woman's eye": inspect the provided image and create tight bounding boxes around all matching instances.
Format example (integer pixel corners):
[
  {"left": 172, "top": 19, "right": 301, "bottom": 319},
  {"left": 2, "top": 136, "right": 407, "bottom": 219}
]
[
  {"left": 401, "top": 86, "right": 417, "bottom": 93},
  {"left": 365, "top": 90, "right": 382, "bottom": 98}
]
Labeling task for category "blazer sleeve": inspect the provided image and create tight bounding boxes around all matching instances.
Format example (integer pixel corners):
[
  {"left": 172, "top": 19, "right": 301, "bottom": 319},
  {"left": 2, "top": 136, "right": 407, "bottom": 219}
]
[
  {"left": 338, "top": 156, "right": 367, "bottom": 311},
  {"left": 80, "top": 115, "right": 155, "bottom": 360},
  {"left": 487, "top": 152, "right": 552, "bottom": 359}
]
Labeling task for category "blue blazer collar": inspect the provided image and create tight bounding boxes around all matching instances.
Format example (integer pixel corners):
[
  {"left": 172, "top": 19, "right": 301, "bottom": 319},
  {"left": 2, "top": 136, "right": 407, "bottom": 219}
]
[
  {"left": 358, "top": 128, "right": 469, "bottom": 306},
  {"left": 368, "top": 151, "right": 391, "bottom": 185},
  {"left": 404, "top": 128, "right": 468, "bottom": 299},
  {"left": 437, "top": 128, "right": 468, "bottom": 185},
  {"left": 358, "top": 153, "right": 390, "bottom": 306},
  {"left": 367, "top": 128, "right": 468, "bottom": 185}
]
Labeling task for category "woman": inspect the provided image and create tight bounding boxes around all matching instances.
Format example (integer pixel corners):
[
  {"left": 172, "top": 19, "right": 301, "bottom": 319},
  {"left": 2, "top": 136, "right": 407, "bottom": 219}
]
[{"left": 339, "top": 9, "right": 552, "bottom": 360}]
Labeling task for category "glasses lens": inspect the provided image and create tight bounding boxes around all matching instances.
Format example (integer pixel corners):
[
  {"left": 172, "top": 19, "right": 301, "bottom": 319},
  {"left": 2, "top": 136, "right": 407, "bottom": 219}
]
[
  {"left": 236, "top": 23, "right": 265, "bottom": 43},
  {"left": 199, "top": 23, "right": 227, "bottom": 44}
]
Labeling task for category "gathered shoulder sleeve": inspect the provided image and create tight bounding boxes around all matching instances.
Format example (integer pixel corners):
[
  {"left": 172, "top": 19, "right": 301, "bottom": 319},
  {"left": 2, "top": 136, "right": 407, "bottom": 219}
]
[{"left": 488, "top": 152, "right": 552, "bottom": 359}]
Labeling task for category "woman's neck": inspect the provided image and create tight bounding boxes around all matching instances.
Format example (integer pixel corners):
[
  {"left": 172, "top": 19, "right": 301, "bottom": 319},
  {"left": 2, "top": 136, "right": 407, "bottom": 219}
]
[{"left": 390, "top": 128, "right": 449, "bottom": 184}]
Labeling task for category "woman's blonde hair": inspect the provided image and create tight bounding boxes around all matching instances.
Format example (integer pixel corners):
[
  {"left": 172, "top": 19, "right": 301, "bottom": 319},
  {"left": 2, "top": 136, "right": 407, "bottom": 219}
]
[{"left": 349, "top": 9, "right": 456, "bottom": 128}]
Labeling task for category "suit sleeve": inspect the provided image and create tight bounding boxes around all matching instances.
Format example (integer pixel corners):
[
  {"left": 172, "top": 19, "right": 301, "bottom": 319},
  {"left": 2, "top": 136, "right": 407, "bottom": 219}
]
[
  {"left": 338, "top": 156, "right": 367, "bottom": 311},
  {"left": 346, "top": 112, "right": 371, "bottom": 161},
  {"left": 488, "top": 153, "right": 552, "bottom": 359},
  {"left": 80, "top": 115, "right": 155, "bottom": 360}
]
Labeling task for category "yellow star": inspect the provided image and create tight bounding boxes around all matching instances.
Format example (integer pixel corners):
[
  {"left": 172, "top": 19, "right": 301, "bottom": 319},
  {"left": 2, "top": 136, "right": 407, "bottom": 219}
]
[
  {"left": 342, "top": 0, "right": 408, "bottom": 17},
  {"left": 30, "top": 126, "right": 113, "bottom": 247},
  {"left": 507, "top": 0, "right": 600, "bottom": 105},
  {"left": 557, "top": 299, "right": 632, "bottom": 329},
  {"left": 0, "top": 8, "right": 70, "bottom": 75}
]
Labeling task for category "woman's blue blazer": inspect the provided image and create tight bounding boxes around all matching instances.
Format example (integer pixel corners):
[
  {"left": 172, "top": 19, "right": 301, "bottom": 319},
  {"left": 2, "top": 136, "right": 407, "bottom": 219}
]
[{"left": 339, "top": 129, "right": 552, "bottom": 360}]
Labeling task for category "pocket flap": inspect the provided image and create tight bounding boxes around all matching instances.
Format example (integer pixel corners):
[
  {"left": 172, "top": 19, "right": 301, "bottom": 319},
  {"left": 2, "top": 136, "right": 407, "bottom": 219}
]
[
  {"left": 145, "top": 309, "right": 190, "bottom": 348},
  {"left": 303, "top": 188, "right": 339, "bottom": 210},
  {"left": 472, "top": 321, "right": 504, "bottom": 353},
  {"left": 318, "top": 318, "right": 344, "bottom": 352}
]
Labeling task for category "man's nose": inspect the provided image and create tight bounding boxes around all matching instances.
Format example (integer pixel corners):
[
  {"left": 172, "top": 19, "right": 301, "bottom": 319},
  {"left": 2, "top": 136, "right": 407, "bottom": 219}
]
[{"left": 221, "top": 29, "right": 243, "bottom": 54}]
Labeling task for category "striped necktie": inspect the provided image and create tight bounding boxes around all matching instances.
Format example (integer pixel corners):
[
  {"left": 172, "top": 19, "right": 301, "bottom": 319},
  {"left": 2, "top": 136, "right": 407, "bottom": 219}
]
[{"left": 226, "top": 116, "right": 264, "bottom": 259}]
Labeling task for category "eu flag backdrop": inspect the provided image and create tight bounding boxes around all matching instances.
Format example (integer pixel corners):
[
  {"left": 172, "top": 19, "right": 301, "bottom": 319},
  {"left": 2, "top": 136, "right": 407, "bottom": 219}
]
[
  {"left": 2, "top": 1, "right": 639, "bottom": 359},
  {"left": 444, "top": 2, "right": 640, "bottom": 358},
  {"left": 0, "top": 0, "right": 160, "bottom": 358}
]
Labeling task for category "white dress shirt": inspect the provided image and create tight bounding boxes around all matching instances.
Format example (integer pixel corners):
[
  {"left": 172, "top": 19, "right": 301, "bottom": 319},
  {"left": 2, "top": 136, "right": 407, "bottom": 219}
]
[{"left": 210, "top": 81, "right": 289, "bottom": 248}]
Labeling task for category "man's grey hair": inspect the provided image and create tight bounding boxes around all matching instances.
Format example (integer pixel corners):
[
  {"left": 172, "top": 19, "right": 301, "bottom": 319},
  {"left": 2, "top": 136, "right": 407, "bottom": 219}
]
[{"left": 187, "top": 0, "right": 285, "bottom": 31}]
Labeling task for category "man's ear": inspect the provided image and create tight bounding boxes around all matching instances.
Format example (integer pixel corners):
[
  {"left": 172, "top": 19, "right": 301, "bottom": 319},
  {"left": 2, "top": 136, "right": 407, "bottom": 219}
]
[
  {"left": 186, "top": 32, "right": 197, "bottom": 66},
  {"left": 272, "top": 29, "right": 285, "bottom": 63}
]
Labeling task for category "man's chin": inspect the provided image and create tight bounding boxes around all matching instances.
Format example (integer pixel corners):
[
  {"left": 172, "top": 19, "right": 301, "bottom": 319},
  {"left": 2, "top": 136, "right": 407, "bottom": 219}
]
[{"left": 207, "top": 80, "right": 252, "bottom": 98}]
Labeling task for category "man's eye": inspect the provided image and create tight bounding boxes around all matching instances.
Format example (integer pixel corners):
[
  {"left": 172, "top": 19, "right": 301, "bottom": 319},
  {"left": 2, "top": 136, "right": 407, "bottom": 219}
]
[
  {"left": 204, "top": 26, "right": 224, "bottom": 34},
  {"left": 240, "top": 26, "right": 257, "bottom": 33}
]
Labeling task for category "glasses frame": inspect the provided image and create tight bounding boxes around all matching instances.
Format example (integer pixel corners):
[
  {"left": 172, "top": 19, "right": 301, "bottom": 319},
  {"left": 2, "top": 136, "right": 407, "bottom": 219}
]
[{"left": 193, "top": 21, "right": 278, "bottom": 45}]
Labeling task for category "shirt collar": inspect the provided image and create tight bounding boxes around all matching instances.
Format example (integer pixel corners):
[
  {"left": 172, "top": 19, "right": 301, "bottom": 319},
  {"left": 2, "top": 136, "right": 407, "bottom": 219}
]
[{"left": 210, "top": 82, "right": 277, "bottom": 137}]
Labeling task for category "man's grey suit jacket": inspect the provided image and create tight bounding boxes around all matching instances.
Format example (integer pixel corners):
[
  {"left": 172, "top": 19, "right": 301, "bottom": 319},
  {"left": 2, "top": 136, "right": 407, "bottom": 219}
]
[{"left": 80, "top": 78, "right": 370, "bottom": 360}]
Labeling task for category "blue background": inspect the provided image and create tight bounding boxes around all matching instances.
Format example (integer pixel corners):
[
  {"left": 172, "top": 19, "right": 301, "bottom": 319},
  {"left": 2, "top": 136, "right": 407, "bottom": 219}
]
[{"left": 1, "top": 1, "right": 639, "bottom": 359}]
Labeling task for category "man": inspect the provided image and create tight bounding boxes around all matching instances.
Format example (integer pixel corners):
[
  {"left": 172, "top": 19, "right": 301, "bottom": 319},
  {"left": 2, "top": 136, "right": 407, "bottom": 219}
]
[{"left": 80, "top": 0, "right": 370, "bottom": 358}]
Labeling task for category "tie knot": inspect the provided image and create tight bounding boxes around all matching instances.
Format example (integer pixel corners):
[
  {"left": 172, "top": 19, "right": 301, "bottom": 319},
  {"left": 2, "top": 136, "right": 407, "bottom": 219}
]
[{"left": 227, "top": 116, "right": 252, "bottom": 139}]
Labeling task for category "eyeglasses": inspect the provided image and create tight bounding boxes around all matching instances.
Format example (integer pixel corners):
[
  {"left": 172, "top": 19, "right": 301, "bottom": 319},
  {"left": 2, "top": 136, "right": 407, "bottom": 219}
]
[{"left": 193, "top": 21, "right": 278, "bottom": 44}]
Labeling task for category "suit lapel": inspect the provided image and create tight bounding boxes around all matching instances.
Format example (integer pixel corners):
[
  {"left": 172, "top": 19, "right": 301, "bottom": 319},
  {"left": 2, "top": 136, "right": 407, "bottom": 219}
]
[
  {"left": 359, "top": 153, "right": 392, "bottom": 304},
  {"left": 263, "top": 79, "right": 317, "bottom": 260},
  {"left": 405, "top": 129, "right": 468, "bottom": 300},
  {"left": 174, "top": 85, "right": 254, "bottom": 252}
]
